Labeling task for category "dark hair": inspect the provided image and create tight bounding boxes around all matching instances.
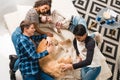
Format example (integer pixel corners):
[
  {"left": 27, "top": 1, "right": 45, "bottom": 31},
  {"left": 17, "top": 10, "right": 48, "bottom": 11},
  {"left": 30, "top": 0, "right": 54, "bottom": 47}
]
[
  {"left": 20, "top": 20, "right": 37, "bottom": 33},
  {"left": 34, "top": 0, "right": 51, "bottom": 8},
  {"left": 45, "top": 0, "right": 52, "bottom": 14},
  {"left": 73, "top": 24, "right": 86, "bottom": 36}
]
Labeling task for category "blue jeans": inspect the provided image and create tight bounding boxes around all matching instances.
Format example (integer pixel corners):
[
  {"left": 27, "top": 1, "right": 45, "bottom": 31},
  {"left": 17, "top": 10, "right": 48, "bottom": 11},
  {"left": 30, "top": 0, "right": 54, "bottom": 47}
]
[
  {"left": 68, "top": 16, "right": 87, "bottom": 33},
  {"left": 11, "top": 27, "right": 21, "bottom": 71},
  {"left": 23, "top": 70, "right": 54, "bottom": 80},
  {"left": 68, "top": 16, "right": 95, "bottom": 38},
  {"left": 81, "top": 66, "right": 101, "bottom": 80}
]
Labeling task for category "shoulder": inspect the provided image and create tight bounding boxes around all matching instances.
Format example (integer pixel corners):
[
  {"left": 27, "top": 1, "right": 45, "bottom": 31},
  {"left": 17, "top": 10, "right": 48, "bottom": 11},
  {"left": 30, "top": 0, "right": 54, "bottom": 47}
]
[
  {"left": 27, "top": 8, "right": 37, "bottom": 15},
  {"left": 19, "top": 35, "right": 29, "bottom": 42},
  {"left": 12, "top": 27, "right": 21, "bottom": 37}
]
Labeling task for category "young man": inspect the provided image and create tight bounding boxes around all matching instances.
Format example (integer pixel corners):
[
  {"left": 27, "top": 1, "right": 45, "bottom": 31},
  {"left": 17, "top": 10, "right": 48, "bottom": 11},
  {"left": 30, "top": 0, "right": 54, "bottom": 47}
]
[
  {"left": 16, "top": 20, "right": 54, "bottom": 80},
  {"left": 61, "top": 24, "right": 104, "bottom": 80}
]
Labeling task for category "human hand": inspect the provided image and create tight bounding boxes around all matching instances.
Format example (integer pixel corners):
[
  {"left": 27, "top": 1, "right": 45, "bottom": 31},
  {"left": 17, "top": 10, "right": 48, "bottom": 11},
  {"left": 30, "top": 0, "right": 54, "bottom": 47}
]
[
  {"left": 61, "top": 64, "right": 73, "bottom": 71},
  {"left": 46, "top": 42, "right": 54, "bottom": 54},
  {"left": 46, "top": 16, "right": 52, "bottom": 22},
  {"left": 55, "top": 22, "right": 63, "bottom": 29}
]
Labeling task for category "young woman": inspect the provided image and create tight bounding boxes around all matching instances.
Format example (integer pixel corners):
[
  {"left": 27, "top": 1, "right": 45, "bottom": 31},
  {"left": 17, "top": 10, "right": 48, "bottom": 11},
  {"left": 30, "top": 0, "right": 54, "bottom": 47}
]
[
  {"left": 61, "top": 24, "right": 106, "bottom": 80},
  {"left": 25, "top": 0, "right": 53, "bottom": 37}
]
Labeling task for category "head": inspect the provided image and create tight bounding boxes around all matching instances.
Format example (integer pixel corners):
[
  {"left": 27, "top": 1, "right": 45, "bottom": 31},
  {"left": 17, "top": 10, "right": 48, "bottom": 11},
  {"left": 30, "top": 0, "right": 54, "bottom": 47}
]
[
  {"left": 39, "top": 15, "right": 52, "bottom": 23},
  {"left": 20, "top": 20, "right": 37, "bottom": 37},
  {"left": 34, "top": 0, "right": 51, "bottom": 14},
  {"left": 73, "top": 24, "right": 87, "bottom": 42}
]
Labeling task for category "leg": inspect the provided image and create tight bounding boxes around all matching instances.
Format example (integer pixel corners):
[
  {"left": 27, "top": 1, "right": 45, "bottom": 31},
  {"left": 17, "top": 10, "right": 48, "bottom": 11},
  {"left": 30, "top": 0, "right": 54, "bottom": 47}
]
[
  {"left": 39, "top": 70, "right": 54, "bottom": 80},
  {"left": 23, "top": 74, "right": 39, "bottom": 80},
  {"left": 81, "top": 67, "right": 88, "bottom": 79},
  {"left": 9, "top": 55, "right": 18, "bottom": 80},
  {"left": 81, "top": 66, "right": 101, "bottom": 80}
]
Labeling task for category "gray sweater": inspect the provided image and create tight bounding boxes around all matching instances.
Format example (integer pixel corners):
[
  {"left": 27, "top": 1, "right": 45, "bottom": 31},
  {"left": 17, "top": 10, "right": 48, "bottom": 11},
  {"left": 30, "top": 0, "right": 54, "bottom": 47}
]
[{"left": 25, "top": 8, "right": 39, "bottom": 24}]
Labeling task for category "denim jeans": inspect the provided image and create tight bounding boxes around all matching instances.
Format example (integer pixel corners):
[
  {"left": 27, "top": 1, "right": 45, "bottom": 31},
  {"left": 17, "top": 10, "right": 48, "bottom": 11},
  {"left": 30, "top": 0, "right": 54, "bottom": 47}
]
[
  {"left": 68, "top": 16, "right": 95, "bottom": 38},
  {"left": 68, "top": 16, "right": 87, "bottom": 33},
  {"left": 23, "top": 70, "right": 54, "bottom": 80},
  {"left": 81, "top": 66, "right": 101, "bottom": 80},
  {"left": 11, "top": 27, "right": 21, "bottom": 71}
]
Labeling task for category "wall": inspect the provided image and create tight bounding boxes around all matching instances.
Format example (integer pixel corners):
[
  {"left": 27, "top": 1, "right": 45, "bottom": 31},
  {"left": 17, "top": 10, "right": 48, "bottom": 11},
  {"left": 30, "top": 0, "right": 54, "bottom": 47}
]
[{"left": 72, "top": 0, "right": 120, "bottom": 80}]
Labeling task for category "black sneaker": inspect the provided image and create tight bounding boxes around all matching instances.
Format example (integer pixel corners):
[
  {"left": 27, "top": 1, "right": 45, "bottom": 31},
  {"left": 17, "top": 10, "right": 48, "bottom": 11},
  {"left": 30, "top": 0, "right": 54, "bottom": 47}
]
[
  {"left": 9, "top": 70, "right": 16, "bottom": 80},
  {"left": 9, "top": 55, "right": 18, "bottom": 80}
]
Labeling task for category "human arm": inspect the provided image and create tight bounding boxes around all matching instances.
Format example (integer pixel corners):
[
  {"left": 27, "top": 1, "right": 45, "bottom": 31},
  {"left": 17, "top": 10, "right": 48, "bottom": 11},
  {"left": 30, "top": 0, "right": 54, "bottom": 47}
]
[
  {"left": 31, "top": 34, "right": 47, "bottom": 42},
  {"left": 72, "top": 38, "right": 95, "bottom": 69},
  {"left": 34, "top": 23, "right": 53, "bottom": 37},
  {"left": 18, "top": 38, "right": 49, "bottom": 60},
  {"left": 11, "top": 27, "right": 22, "bottom": 53},
  {"left": 62, "top": 38, "right": 95, "bottom": 70},
  {"left": 51, "top": 10, "right": 71, "bottom": 30},
  {"left": 62, "top": 49, "right": 94, "bottom": 71}
]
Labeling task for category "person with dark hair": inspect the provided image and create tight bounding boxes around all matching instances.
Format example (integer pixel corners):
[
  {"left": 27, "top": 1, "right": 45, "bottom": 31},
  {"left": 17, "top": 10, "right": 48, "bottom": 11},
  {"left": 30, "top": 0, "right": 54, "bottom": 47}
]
[
  {"left": 25, "top": 0, "right": 53, "bottom": 37},
  {"left": 61, "top": 24, "right": 106, "bottom": 80},
  {"left": 38, "top": 10, "right": 103, "bottom": 43},
  {"left": 9, "top": 0, "right": 53, "bottom": 80},
  {"left": 16, "top": 20, "right": 54, "bottom": 80}
]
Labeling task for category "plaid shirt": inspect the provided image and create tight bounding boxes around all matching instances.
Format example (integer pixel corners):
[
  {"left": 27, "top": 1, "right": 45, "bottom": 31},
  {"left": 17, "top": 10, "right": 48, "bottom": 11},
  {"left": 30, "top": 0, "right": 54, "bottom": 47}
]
[{"left": 16, "top": 34, "right": 48, "bottom": 75}]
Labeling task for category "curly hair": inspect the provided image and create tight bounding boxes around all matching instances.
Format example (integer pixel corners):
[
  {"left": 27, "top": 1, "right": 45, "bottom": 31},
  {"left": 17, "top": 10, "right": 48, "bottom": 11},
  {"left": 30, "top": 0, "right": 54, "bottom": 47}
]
[{"left": 34, "top": 0, "right": 51, "bottom": 8}]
